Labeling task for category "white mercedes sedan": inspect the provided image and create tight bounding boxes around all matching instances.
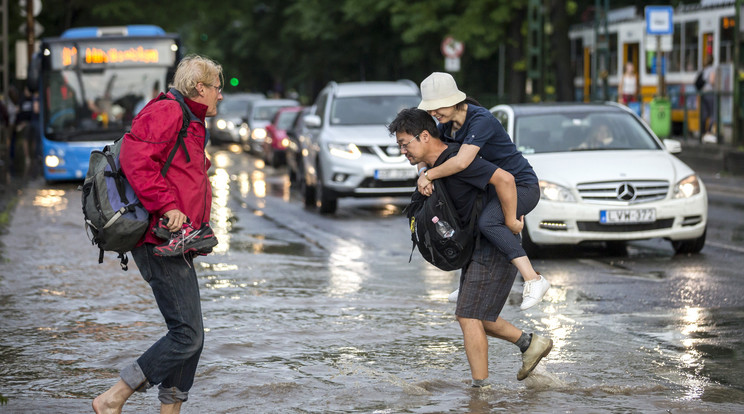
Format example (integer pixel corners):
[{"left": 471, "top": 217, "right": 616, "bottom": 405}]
[{"left": 490, "top": 102, "right": 707, "bottom": 255}]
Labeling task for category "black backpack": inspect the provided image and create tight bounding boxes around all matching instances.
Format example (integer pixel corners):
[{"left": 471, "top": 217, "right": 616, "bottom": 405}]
[
  {"left": 695, "top": 71, "right": 706, "bottom": 91},
  {"left": 404, "top": 148, "right": 482, "bottom": 271},
  {"left": 80, "top": 96, "right": 191, "bottom": 270}
]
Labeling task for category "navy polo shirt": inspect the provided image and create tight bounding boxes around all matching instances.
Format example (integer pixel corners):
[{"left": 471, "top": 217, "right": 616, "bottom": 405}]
[
  {"left": 438, "top": 104, "right": 537, "bottom": 185},
  {"left": 436, "top": 144, "right": 498, "bottom": 221}
]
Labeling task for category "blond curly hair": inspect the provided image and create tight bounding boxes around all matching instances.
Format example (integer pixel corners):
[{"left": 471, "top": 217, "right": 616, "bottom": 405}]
[{"left": 171, "top": 54, "right": 223, "bottom": 99}]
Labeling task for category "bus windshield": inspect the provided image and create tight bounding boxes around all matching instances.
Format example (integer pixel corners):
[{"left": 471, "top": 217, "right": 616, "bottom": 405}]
[{"left": 42, "top": 39, "right": 177, "bottom": 142}]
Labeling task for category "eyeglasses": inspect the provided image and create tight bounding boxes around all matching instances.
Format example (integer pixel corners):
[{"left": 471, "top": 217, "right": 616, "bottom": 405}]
[
  {"left": 204, "top": 83, "right": 222, "bottom": 94},
  {"left": 398, "top": 134, "right": 419, "bottom": 150}
]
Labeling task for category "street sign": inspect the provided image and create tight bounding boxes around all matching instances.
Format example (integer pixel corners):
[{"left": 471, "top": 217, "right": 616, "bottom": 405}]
[
  {"left": 18, "top": 21, "right": 43, "bottom": 37},
  {"left": 645, "top": 6, "right": 673, "bottom": 35},
  {"left": 19, "top": 0, "right": 42, "bottom": 17},
  {"left": 441, "top": 36, "right": 464, "bottom": 58},
  {"left": 444, "top": 57, "right": 460, "bottom": 72},
  {"left": 644, "top": 34, "right": 673, "bottom": 52}
]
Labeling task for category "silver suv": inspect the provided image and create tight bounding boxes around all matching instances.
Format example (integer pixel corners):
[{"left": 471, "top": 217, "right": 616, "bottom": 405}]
[{"left": 300, "top": 81, "right": 421, "bottom": 214}]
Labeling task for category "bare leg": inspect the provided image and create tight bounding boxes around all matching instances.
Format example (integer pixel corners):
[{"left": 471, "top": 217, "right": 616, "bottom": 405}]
[
  {"left": 160, "top": 401, "right": 182, "bottom": 414},
  {"left": 482, "top": 317, "right": 522, "bottom": 343},
  {"left": 458, "top": 317, "right": 489, "bottom": 380},
  {"left": 458, "top": 316, "right": 523, "bottom": 380},
  {"left": 92, "top": 380, "right": 134, "bottom": 414},
  {"left": 512, "top": 256, "right": 539, "bottom": 281}
]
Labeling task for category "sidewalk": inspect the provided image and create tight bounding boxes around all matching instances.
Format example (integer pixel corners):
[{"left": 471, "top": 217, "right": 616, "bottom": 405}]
[
  {"left": 675, "top": 136, "right": 744, "bottom": 177},
  {"left": 675, "top": 137, "right": 744, "bottom": 196}
]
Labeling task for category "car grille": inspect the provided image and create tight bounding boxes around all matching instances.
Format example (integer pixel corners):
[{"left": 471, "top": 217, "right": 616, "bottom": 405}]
[
  {"left": 576, "top": 180, "right": 669, "bottom": 204},
  {"left": 577, "top": 218, "right": 674, "bottom": 232},
  {"left": 359, "top": 177, "right": 416, "bottom": 189}
]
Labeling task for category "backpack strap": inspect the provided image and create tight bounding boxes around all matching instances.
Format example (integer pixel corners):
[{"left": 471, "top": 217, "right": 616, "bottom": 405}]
[
  {"left": 102, "top": 147, "right": 131, "bottom": 205},
  {"left": 157, "top": 95, "right": 192, "bottom": 177}
]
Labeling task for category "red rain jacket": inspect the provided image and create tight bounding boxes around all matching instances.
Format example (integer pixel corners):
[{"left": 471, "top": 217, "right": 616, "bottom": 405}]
[{"left": 121, "top": 90, "right": 212, "bottom": 247}]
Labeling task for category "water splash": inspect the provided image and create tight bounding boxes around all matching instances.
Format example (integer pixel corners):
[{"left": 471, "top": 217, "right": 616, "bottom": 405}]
[{"left": 522, "top": 364, "right": 567, "bottom": 389}]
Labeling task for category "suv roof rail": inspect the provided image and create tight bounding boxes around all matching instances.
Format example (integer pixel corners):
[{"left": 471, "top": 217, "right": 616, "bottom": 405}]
[{"left": 397, "top": 79, "right": 419, "bottom": 92}]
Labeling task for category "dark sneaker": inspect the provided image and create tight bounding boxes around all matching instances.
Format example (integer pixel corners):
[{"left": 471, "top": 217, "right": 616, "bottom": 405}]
[
  {"left": 154, "top": 223, "right": 218, "bottom": 257},
  {"left": 152, "top": 217, "right": 173, "bottom": 240},
  {"left": 517, "top": 334, "right": 553, "bottom": 381}
]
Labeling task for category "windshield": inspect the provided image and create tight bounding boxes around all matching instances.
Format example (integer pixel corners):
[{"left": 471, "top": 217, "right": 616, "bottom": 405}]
[
  {"left": 219, "top": 98, "right": 251, "bottom": 115},
  {"left": 42, "top": 39, "right": 176, "bottom": 142},
  {"left": 252, "top": 105, "right": 292, "bottom": 122},
  {"left": 330, "top": 95, "right": 420, "bottom": 125},
  {"left": 514, "top": 111, "right": 661, "bottom": 154},
  {"left": 276, "top": 110, "right": 299, "bottom": 130}
]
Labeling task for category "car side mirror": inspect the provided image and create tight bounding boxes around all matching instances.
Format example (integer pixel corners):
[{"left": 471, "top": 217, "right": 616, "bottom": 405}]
[
  {"left": 663, "top": 139, "right": 682, "bottom": 154},
  {"left": 304, "top": 114, "right": 321, "bottom": 128}
]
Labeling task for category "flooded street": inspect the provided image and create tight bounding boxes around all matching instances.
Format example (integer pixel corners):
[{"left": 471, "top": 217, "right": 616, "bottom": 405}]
[{"left": 1, "top": 145, "right": 744, "bottom": 413}]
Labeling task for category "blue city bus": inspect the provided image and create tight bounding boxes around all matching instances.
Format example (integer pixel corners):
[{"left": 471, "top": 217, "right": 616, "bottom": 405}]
[{"left": 28, "top": 25, "right": 182, "bottom": 181}]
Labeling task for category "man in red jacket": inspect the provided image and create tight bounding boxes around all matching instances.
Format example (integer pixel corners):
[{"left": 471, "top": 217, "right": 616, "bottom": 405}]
[{"left": 93, "top": 55, "right": 222, "bottom": 414}]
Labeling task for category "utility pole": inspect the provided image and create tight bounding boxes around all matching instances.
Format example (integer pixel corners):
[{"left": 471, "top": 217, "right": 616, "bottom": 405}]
[
  {"left": 526, "top": 0, "right": 544, "bottom": 101},
  {"left": 735, "top": 0, "right": 741, "bottom": 146},
  {"left": 26, "top": 0, "right": 34, "bottom": 68},
  {"left": 593, "top": 0, "right": 610, "bottom": 101}
]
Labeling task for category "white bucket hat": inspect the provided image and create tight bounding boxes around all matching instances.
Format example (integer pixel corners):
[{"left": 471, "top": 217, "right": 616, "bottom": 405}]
[{"left": 418, "top": 72, "right": 467, "bottom": 111}]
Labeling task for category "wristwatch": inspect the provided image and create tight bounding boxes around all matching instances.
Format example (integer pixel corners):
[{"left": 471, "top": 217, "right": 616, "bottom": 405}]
[{"left": 424, "top": 170, "right": 432, "bottom": 182}]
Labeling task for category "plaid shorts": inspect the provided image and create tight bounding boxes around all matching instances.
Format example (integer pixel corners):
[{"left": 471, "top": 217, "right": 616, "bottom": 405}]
[{"left": 455, "top": 241, "right": 518, "bottom": 322}]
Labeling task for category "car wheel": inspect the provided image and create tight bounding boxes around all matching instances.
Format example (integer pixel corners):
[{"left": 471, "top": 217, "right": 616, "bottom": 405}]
[
  {"left": 672, "top": 227, "right": 706, "bottom": 254},
  {"left": 301, "top": 164, "right": 316, "bottom": 207},
  {"left": 605, "top": 241, "right": 628, "bottom": 256},
  {"left": 271, "top": 152, "right": 281, "bottom": 168},
  {"left": 316, "top": 166, "right": 337, "bottom": 214},
  {"left": 288, "top": 164, "right": 297, "bottom": 185},
  {"left": 520, "top": 225, "right": 541, "bottom": 257}
]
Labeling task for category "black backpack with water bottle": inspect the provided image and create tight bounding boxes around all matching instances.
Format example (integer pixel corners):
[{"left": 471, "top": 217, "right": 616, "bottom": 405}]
[{"left": 404, "top": 146, "right": 482, "bottom": 271}]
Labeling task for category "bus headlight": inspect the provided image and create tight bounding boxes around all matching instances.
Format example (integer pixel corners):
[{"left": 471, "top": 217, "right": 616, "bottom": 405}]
[{"left": 45, "top": 155, "right": 60, "bottom": 168}]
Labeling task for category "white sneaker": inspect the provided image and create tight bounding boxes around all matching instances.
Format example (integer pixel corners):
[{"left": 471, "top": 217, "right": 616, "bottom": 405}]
[
  {"left": 702, "top": 133, "right": 717, "bottom": 144},
  {"left": 520, "top": 274, "right": 550, "bottom": 310},
  {"left": 448, "top": 289, "right": 459, "bottom": 303}
]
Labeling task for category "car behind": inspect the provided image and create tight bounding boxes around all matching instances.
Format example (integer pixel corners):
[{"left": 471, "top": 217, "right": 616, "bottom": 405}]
[
  {"left": 262, "top": 106, "right": 303, "bottom": 167},
  {"left": 300, "top": 80, "right": 421, "bottom": 214},
  {"left": 209, "top": 92, "right": 265, "bottom": 145},
  {"left": 243, "top": 98, "right": 300, "bottom": 154},
  {"left": 490, "top": 102, "right": 707, "bottom": 255}
]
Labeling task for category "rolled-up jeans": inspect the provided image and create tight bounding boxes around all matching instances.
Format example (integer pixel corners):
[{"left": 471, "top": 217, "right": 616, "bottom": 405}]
[
  {"left": 120, "top": 243, "right": 204, "bottom": 404},
  {"left": 478, "top": 182, "right": 540, "bottom": 261}
]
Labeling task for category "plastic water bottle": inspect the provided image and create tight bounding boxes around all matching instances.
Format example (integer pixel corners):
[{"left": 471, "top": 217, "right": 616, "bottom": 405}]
[{"left": 432, "top": 216, "right": 455, "bottom": 238}]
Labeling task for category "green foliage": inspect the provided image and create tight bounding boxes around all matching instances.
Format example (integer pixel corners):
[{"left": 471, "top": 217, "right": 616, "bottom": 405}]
[{"left": 15, "top": 0, "right": 590, "bottom": 103}]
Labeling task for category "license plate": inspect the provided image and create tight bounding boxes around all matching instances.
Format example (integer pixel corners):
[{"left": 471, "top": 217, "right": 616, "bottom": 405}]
[
  {"left": 600, "top": 208, "right": 656, "bottom": 224},
  {"left": 375, "top": 168, "right": 416, "bottom": 180}
]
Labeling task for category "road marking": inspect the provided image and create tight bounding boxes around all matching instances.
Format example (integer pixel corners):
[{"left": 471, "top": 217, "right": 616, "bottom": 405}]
[{"left": 706, "top": 240, "right": 744, "bottom": 253}]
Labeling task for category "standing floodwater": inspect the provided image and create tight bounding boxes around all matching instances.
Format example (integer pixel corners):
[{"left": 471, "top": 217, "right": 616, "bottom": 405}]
[{"left": 1, "top": 147, "right": 744, "bottom": 413}]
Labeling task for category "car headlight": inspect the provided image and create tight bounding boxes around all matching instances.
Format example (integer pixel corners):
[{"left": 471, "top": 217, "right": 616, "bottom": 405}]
[
  {"left": 674, "top": 174, "right": 701, "bottom": 198},
  {"left": 216, "top": 119, "right": 227, "bottom": 130},
  {"left": 539, "top": 180, "right": 576, "bottom": 202},
  {"left": 328, "top": 142, "right": 361, "bottom": 160},
  {"left": 251, "top": 128, "right": 267, "bottom": 140},
  {"left": 227, "top": 121, "right": 235, "bottom": 130},
  {"left": 239, "top": 124, "right": 248, "bottom": 138}
]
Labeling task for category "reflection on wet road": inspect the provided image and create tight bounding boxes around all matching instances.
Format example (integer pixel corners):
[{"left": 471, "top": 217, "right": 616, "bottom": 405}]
[{"left": 1, "top": 145, "right": 743, "bottom": 413}]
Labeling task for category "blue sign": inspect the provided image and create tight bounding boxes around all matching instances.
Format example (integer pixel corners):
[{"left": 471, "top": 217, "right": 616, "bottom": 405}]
[{"left": 646, "top": 6, "right": 674, "bottom": 35}]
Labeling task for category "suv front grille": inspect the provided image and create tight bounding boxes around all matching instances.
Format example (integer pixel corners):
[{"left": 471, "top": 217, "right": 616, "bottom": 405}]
[
  {"left": 577, "top": 180, "right": 669, "bottom": 204},
  {"left": 359, "top": 177, "right": 416, "bottom": 189}
]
